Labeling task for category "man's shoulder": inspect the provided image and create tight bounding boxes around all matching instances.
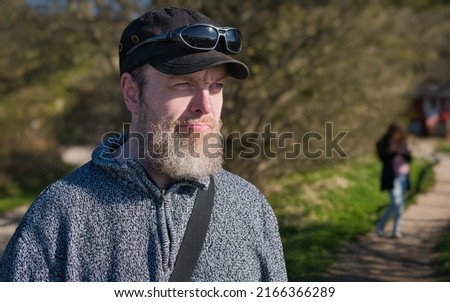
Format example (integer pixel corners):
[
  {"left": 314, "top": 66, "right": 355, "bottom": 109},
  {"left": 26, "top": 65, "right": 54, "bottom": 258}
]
[
  {"left": 213, "top": 170, "right": 266, "bottom": 204},
  {"left": 43, "top": 162, "right": 97, "bottom": 192},
  {"left": 30, "top": 162, "right": 106, "bottom": 209},
  {"left": 215, "top": 169, "right": 262, "bottom": 191}
]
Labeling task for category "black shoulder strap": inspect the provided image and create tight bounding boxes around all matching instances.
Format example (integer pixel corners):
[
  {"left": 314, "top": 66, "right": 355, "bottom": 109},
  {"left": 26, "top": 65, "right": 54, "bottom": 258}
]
[{"left": 169, "top": 177, "right": 215, "bottom": 282}]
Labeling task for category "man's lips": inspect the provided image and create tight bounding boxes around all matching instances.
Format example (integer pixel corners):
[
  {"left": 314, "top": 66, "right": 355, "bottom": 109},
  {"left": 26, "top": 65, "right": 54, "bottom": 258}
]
[{"left": 178, "top": 123, "right": 212, "bottom": 133}]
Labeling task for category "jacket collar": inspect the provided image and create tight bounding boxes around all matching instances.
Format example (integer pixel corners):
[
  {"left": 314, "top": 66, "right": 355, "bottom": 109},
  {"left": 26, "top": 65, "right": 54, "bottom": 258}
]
[{"left": 91, "top": 132, "right": 211, "bottom": 193}]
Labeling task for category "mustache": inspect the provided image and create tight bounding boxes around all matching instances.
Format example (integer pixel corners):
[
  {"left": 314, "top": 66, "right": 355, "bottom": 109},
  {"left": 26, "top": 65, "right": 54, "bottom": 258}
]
[{"left": 171, "top": 117, "right": 221, "bottom": 130}]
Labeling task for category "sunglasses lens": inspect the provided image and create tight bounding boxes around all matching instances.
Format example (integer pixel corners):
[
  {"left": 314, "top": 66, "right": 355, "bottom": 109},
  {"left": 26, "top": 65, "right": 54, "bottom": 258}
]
[
  {"left": 181, "top": 26, "right": 218, "bottom": 49},
  {"left": 225, "top": 29, "right": 242, "bottom": 53}
]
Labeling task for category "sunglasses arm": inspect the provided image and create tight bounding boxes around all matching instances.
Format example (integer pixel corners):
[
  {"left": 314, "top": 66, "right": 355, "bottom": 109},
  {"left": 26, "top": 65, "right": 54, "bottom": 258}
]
[{"left": 126, "top": 33, "right": 171, "bottom": 55}]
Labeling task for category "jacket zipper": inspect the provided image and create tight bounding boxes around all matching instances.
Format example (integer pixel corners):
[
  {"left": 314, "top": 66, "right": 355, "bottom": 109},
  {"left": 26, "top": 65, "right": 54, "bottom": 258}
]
[
  {"left": 161, "top": 189, "right": 169, "bottom": 203},
  {"left": 160, "top": 189, "right": 175, "bottom": 277}
]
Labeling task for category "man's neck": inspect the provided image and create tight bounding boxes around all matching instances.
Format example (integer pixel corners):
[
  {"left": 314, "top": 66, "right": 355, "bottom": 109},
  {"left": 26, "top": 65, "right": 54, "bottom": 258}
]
[{"left": 113, "top": 138, "right": 173, "bottom": 190}]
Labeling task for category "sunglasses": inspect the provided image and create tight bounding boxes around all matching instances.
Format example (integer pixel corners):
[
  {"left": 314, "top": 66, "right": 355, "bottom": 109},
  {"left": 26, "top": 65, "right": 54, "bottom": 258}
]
[{"left": 126, "top": 24, "right": 242, "bottom": 55}]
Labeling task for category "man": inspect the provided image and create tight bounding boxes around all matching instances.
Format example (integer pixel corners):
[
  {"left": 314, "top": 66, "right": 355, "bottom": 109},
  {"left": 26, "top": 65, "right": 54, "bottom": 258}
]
[{"left": 0, "top": 7, "right": 287, "bottom": 282}]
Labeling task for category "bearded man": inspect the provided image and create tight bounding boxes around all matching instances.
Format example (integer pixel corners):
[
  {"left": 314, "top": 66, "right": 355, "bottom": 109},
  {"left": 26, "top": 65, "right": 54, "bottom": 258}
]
[{"left": 0, "top": 7, "right": 287, "bottom": 282}]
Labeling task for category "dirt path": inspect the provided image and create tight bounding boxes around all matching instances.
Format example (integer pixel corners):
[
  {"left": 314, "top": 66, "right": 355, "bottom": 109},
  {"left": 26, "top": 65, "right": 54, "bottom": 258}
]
[{"left": 322, "top": 140, "right": 450, "bottom": 281}]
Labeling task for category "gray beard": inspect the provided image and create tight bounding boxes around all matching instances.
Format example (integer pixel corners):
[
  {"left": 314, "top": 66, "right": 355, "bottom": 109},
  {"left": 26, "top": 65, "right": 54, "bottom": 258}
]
[{"left": 137, "top": 117, "right": 223, "bottom": 181}]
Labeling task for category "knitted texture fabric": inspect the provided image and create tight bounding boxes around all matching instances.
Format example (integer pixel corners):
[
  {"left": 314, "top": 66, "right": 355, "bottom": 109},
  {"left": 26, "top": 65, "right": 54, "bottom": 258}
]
[{"left": 0, "top": 134, "right": 287, "bottom": 281}]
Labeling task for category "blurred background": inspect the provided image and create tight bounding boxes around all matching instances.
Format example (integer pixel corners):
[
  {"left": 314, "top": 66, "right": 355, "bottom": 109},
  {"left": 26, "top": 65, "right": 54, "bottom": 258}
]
[{"left": 1, "top": 0, "right": 450, "bottom": 281}]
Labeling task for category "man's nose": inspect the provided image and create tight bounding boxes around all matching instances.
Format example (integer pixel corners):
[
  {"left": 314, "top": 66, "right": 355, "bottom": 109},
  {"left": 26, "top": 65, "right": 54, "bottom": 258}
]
[{"left": 190, "top": 89, "right": 212, "bottom": 115}]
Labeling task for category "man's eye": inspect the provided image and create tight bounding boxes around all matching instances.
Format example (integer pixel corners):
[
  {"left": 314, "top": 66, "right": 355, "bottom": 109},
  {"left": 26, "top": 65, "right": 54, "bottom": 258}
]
[
  {"left": 174, "top": 82, "right": 191, "bottom": 89},
  {"left": 210, "top": 83, "right": 224, "bottom": 93}
]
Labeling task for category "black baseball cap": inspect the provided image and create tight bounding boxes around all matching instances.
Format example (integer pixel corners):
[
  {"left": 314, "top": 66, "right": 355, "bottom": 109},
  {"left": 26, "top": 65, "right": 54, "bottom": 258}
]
[{"left": 119, "top": 7, "right": 249, "bottom": 80}]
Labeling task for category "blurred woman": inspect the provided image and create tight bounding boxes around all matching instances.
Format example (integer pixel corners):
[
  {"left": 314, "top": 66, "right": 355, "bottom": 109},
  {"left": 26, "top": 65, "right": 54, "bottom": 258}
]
[{"left": 376, "top": 122, "right": 412, "bottom": 238}]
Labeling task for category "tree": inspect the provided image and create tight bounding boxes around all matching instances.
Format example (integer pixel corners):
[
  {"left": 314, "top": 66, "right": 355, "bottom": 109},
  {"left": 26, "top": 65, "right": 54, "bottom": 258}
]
[{"left": 2, "top": 0, "right": 450, "bottom": 195}]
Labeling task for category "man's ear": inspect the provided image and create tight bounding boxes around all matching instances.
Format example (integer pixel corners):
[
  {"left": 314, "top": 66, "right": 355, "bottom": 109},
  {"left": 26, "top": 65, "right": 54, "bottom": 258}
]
[{"left": 121, "top": 73, "right": 139, "bottom": 114}]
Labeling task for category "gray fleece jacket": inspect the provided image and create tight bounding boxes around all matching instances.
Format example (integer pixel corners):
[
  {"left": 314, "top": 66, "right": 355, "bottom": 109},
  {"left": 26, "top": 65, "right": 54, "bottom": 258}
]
[{"left": 0, "top": 134, "right": 288, "bottom": 282}]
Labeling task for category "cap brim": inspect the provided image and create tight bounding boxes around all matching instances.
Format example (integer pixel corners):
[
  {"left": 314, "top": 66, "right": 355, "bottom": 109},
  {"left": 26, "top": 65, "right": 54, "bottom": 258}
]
[{"left": 147, "top": 48, "right": 249, "bottom": 80}]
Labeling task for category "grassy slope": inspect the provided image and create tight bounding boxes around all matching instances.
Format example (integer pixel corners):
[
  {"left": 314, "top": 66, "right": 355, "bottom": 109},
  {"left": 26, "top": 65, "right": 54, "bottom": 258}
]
[{"left": 268, "top": 157, "right": 435, "bottom": 281}]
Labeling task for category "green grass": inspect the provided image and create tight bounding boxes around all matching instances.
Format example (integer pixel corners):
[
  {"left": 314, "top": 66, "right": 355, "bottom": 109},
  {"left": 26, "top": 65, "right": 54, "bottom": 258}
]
[
  {"left": 436, "top": 140, "right": 450, "bottom": 154},
  {"left": 0, "top": 193, "right": 37, "bottom": 213},
  {"left": 268, "top": 157, "right": 435, "bottom": 281}
]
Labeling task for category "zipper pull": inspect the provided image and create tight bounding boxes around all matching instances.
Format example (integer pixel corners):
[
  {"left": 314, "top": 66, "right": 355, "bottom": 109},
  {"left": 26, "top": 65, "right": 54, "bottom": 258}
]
[{"left": 161, "top": 189, "right": 169, "bottom": 203}]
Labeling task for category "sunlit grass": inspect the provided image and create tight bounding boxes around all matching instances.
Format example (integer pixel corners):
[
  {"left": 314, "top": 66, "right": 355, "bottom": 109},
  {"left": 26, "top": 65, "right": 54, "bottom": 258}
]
[
  {"left": 436, "top": 139, "right": 450, "bottom": 154},
  {"left": 269, "top": 157, "right": 435, "bottom": 281},
  {"left": 0, "top": 194, "right": 36, "bottom": 213}
]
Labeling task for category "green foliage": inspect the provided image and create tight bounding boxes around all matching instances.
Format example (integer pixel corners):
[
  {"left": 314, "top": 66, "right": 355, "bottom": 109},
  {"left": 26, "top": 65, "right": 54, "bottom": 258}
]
[
  {"left": 269, "top": 157, "right": 435, "bottom": 281},
  {"left": 160, "top": 0, "right": 450, "bottom": 188},
  {"left": 0, "top": 0, "right": 147, "bottom": 197},
  {"left": 381, "top": 0, "right": 450, "bottom": 9},
  {"left": 1, "top": 0, "right": 450, "bottom": 196}
]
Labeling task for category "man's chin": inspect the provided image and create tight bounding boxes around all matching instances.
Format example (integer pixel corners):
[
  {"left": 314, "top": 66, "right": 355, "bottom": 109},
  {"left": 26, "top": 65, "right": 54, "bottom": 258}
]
[{"left": 154, "top": 160, "right": 222, "bottom": 181}]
